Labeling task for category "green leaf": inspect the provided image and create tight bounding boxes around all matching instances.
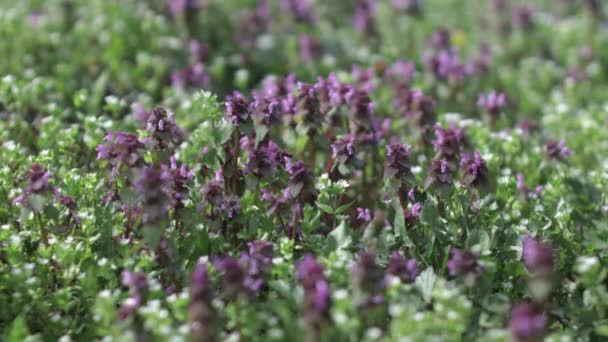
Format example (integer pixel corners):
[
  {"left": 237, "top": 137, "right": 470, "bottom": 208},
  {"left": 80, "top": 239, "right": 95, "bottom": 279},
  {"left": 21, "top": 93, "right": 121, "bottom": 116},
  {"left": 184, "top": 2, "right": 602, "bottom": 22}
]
[
  {"left": 316, "top": 201, "right": 334, "bottom": 214},
  {"left": 28, "top": 194, "right": 47, "bottom": 212},
  {"left": 466, "top": 229, "right": 490, "bottom": 255},
  {"left": 142, "top": 224, "right": 162, "bottom": 249},
  {"left": 416, "top": 267, "right": 437, "bottom": 304},
  {"left": 335, "top": 201, "right": 353, "bottom": 215},
  {"left": 419, "top": 202, "right": 440, "bottom": 227},
  {"left": 211, "top": 123, "right": 233, "bottom": 148},
  {"left": 7, "top": 316, "right": 28, "bottom": 342},
  {"left": 326, "top": 220, "right": 351, "bottom": 252}
]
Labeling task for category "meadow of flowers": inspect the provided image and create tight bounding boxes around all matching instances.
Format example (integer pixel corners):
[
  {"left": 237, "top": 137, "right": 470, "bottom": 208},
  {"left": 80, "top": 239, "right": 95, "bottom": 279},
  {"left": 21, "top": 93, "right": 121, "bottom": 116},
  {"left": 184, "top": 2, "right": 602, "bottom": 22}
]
[{"left": 1, "top": 0, "right": 608, "bottom": 341}]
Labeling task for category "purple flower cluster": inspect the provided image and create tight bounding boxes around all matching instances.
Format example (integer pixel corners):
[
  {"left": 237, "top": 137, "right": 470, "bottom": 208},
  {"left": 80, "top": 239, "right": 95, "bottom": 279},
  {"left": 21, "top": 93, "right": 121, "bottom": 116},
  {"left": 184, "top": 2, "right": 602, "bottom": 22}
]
[
  {"left": 460, "top": 151, "right": 489, "bottom": 188},
  {"left": 135, "top": 167, "right": 170, "bottom": 226},
  {"left": 508, "top": 302, "right": 548, "bottom": 342},
  {"left": 386, "top": 252, "right": 420, "bottom": 284},
  {"left": 522, "top": 236, "right": 554, "bottom": 278},
  {"left": 294, "top": 82, "right": 322, "bottom": 132},
  {"left": 214, "top": 240, "right": 274, "bottom": 298},
  {"left": 477, "top": 91, "right": 507, "bottom": 121},
  {"left": 285, "top": 159, "right": 317, "bottom": 204},
  {"left": 96, "top": 131, "right": 144, "bottom": 176},
  {"left": 394, "top": 86, "right": 436, "bottom": 135},
  {"left": 143, "top": 107, "right": 183, "bottom": 151},
  {"left": 188, "top": 262, "right": 217, "bottom": 341},
  {"left": 357, "top": 207, "right": 372, "bottom": 223},
  {"left": 545, "top": 140, "right": 572, "bottom": 162},
  {"left": 352, "top": 251, "right": 385, "bottom": 307},
  {"left": 425, "top": 159, "right": 453, "bottom": 189},
  {"left": 119, "top": 271, "right": 147, "bottom": 320},
  {"left": 244, "top": 139, "right": 286, "bottom": 179},
  {"left": 12, "top": 164, "right": 56, "bottom": 208},
  {"left": 251, "top": 93, "right": 282, "bottom": 127},
  {"left": 353, "top": 0, "right": 377, "bottom": 33},
  {"left": 391, "top": 0, "right": 421, "bottom": 14},
  {"left": 384, "top": 141, "right": 414, "bottom": 181},
  {"left": 516, "top": 173, "right": 543, "bottom": 198},
  {"left": 297, "top": 255, "right": 332, "bottom": 331},
  {"left": 432, "top": 124, "right": 468, "bottom": 164},
  {"left": 331, "top": 134, "right": 356, "bottom": 165},
  {"left": 172, "top": 63, "right": 211, "bottom": 90},
  {"left": 225, "top": 91, "right": 251, "bottom": 126},
  {"left": 281, "top": 0, "right": 315, "bottom": 23},
  {"left": 168, "top": 0, "right": 199, "bottom": 17},
  {"left": 447, "top": 248, "right": 482, "bottom": 279},
  {"left": 161, "top": 156, "right": 194, "bottom": 211}
]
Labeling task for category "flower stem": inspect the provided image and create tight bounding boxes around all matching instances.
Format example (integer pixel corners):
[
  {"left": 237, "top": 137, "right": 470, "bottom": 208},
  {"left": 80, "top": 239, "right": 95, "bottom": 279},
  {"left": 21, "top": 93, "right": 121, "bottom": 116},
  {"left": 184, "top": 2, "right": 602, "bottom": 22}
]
[{"left": 36, "top": 212, "right": 49, "bottom": 246}]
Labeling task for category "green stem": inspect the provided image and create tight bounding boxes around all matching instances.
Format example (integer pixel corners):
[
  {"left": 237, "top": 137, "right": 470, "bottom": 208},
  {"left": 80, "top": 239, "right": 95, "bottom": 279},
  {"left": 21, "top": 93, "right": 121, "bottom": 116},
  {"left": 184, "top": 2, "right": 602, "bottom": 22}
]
[{"left": 36, "top": 212, "right": 49, "bottom": 246}]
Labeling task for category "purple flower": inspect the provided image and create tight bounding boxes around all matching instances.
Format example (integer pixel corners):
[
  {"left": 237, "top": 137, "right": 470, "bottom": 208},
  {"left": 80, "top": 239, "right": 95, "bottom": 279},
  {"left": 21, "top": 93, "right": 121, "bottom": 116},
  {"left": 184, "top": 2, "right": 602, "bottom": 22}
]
[
  {"left": 251, "top": 93, "right": 282, "bottom": 127},
  {"left": 96, "top": 131, "right": 144, "bottom": 175},
  {"left": 353, "top": 0, "right": 377, "bottom": 33},
  {"left": 325, "top": 73, "right": 354, "bottom": 109},
  {"left": 386, "top": 252, "right": 420, "bottom": 284},
  {"left": 424, "top": 49, "right": 466, "bottom": 82},
  {"left": 516, "top": 119, "right": 537, "bottom": 135},
  {"left": 244, "top": 140, "right": 286, "bottom": 179},
  {"left": 509, "top": 302, "right": 548, "bottom": 342},
  {"left": 144, "top": 107, "right": 183, "bottom": 151},
  {"left": 512, "top": 6, "right": 534, "bottom": 31},
  {"left": 168, "top": 0, "right": 199, "bottom": 17},
  {"left": 188, "top": 39, "right": 209, "bottom": 63},
  {"left": 281, "top": 0, "right": 315, "bottom": 23},
  {"left": 545, "top": 140, "right": 572, "bottom": 162},
  {"left": 214, "top": 241, "right": 274, "bottom": 298},
  {"left": 235, "top": 1, "right": 270, "bottom": 48},
  {"left": 516, "top": 173, "right": 543, "bottom": 198},
  {"left": 240, "top": 240, "right": 274, "bottom": 295},
  {"left": 119, "top": 271, "right": 147, "bottom": 320},
  {"left": 447, "top": 248, "right": 482, "bottom": 278},
  {"left": 299, "top": 34, "right": 322, "bottom": 64},
  {"left": 12, "top": 164, "right": 56, "bottom": 208},
  {"left": 214, "top": 256, "right": 245, "bottom": 298},
  {"left": 285, "top": 159, "right": 317, "bottom": 204},
  {"left": 430, "top": 27, "right": 451, "bottom": 50},
  {"left": 352, "top": 251, "right": 385, "bottom": 306},
  {"left": 460, "top": 151, "right": 489, "bottom": 188},
  {"left": 188, "top": 262, "right": 216, "bottom": 341},
  {"left": 522, "top": 236, "right": 554, "bottom": 278},
  {"left": 477, "top": 91, "right": 507, "bottom": 121},
  {"left": 297, "top": 255, "right": 331, "bottom": 330},
  {"left": 404, "top": 202, "right": 422, "bottom": 227},
  {"left": 135, "top": 167, "right": 170, "bottom": 226},
  {"left": 161, "top": 156, "right": 194, "bottom": 211},
  {"left": 295, "top": 82, "right": 323, "bottom": 132},
  {"left": 225, "top": 91, "right": 250, "bottom": 126},
  {"left": 357, "top": 207, "right": 372, "bottom": 223},
  {"left": 171, "top": 63, "right": 211, "bottom": 90},
  {"left": 425, "top": 159, "right": 453, "bottom": 188},
  {"left": 59, "top": 195, "right": 81, "bottom": 226},
  {"left": 331, "top": 135, "right": 356, "bottom": 164},
  {"left": 384, "top": 141, "right": 414, "bottom": 180},
  {"left": 262, "top": 74, "right": 297, "bottom": 99},
  {"left": 219, "top": 196, "right": 241, "bottom": 220},
  {"left": 352, "top": 65, "right": 375, "bottom": 92},
  {"left": 432, "top": 124, "right": 467, "bottom": 163},
  {"left": 394, "top": 86, "right": 437, "bottom": 132},
  {"left": 385, "top": 60, "right": 416, "bottom": 84},
  {"left": 260, "top": 188, "right": 290, "bottom": 216},
  {"left": 391, "top": 0, "right": 421, "bottom": 13},
  {"left": 200, "top": 177, "right": 224, "bottom": 209}
]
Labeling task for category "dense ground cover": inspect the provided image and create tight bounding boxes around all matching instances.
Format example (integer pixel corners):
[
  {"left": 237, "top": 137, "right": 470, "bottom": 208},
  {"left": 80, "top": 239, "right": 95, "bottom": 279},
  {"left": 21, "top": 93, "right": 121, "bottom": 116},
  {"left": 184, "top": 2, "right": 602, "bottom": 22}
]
[{"left": 1, "top": 0, "right": 608, "bottom": 340}]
